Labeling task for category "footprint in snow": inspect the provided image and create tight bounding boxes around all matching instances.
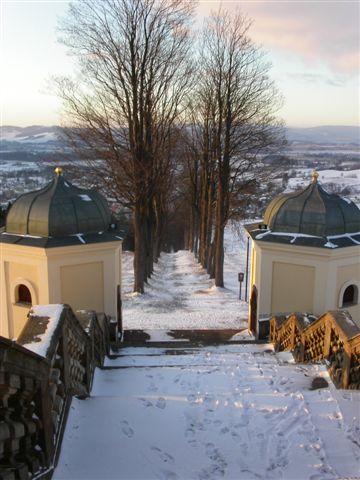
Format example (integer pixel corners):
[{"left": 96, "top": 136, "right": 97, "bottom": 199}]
[
  {"left": 150, "top": 446, "right": 174, "bottom": 464},
  {"left": 156, "top": 397, "right": 166, "bottom": 409},
  {"left": 187, "top": 438, "right": 198, "bottom": 447},
  {"left": 200, "top": 446, "right": 227, "bottom": 478},
  {"left": 139, "top": 397, "right": 153, "bottom": 407},
  {"left": 220, "top": 426, "right": 230, "bottom": 434},
  {"left": 120, "top": 420, "right": 134, "bottom": 438},
  {"left": 161, "top": 470, "right": 179, "bottom": 480},
  {"left": 234, "top": 418, "right": 249, "bottom": 428},
  {"left": 204, "top": 395, "right": 214, "bottom": 404}
]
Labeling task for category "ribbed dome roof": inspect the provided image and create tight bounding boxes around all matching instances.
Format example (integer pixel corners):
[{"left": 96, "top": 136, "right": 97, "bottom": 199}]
[
  {"left": 6, "top": 169, "right": 112, "bottom": 237},
  {"left": 264, "top": 172, "right": 360, "bottom": 237}
]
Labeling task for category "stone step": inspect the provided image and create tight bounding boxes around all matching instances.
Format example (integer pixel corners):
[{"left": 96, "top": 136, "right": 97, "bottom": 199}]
[
  {"left": 119, "top": 328, "right": 254, "bottom": 347},
  {"left": 105, "top": 344, "right": 280, "bottom": 369}
]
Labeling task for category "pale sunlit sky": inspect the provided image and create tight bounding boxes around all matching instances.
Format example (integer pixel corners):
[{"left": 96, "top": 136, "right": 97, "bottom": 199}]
[{"left": 1, "top": 0, "right": 359, "bottom": 127}]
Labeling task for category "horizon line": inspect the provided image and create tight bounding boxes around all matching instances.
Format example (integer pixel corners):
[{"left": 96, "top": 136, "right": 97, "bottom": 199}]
[{"left": 1, "top": 123, "right": 360, "bottom": 130}]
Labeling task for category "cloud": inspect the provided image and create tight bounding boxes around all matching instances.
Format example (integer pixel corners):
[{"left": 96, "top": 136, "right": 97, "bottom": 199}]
[
  {"left": 198, "top": 1, "right": 359, "bottom": 75},
  {"left": 287, "top": 73, "right": 345, "bottom": 87}
]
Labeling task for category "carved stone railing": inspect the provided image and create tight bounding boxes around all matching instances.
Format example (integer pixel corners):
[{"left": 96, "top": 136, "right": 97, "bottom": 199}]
[
  {"left": 0, "top": 304, "right": 111, "bottom": 479},
  {"left": 270, "top": 310, "right": 360, "bottom": 389}
]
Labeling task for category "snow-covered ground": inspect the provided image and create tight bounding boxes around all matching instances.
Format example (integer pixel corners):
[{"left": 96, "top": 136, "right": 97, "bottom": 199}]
[
  {"left": 286, "top": 168, "right": 360, "bottom": 190},
  {"left": 122, "top": 225, "right": 250, "bottom": 330},
  {"left": 55, "top": 343, "right": 360, "bottom": 480},
  {"left": 285, "top": 168, "right": 360, "bottom": 205}
]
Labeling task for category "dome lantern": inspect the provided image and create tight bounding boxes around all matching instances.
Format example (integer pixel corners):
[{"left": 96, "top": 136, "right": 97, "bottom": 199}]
[{"left": 312, "top": 170, "right": 319, "bottom": 183}]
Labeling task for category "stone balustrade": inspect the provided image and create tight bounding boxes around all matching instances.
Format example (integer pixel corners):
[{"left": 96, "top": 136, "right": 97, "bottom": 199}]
[
  {"left": 0, "top": 304, "right": 111, "bottom": 479},
  {"left": 270, "top": 310, "right": 360, "bottom": 389}
]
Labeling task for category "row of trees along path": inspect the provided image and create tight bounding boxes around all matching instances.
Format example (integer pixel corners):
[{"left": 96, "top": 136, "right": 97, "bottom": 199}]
[{"left": 56, "top": 0, "right": 286, "bottom": 292}]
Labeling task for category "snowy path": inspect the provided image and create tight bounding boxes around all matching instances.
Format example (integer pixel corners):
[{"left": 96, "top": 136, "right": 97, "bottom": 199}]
[
  {"left": 55, "top": 344, "right": 360, "bottom": 480},
  {"left": 122, "top": 250, "right": 249, "bottom": 330}
]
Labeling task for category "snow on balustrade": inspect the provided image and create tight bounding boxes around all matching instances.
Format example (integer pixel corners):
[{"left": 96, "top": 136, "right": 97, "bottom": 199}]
[{"left": 20, "top": 304, "right": 64, "bottom": 357}]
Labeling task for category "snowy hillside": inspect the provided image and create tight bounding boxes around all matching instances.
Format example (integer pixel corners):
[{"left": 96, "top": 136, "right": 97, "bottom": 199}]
[
  {"left": 286, "top": 125, "right": 360, "bottom": 144},
  {"left": 2, "top": 125, "right": 359, "bottom": 145},
  {"left": 0, "top": 125, "right": 60, "bottom": 144}
]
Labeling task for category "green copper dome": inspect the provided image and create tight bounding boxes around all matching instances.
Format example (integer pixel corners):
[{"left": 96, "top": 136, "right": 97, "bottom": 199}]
[
  {"left": 6, "top": 169, "right": 112, "bottom": 237},
  {"left": 264, "top": 173, "right": 360, "bottom": 237}
]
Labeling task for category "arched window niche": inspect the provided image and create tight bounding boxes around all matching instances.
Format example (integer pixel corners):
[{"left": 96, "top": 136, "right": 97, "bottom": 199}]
[
  {"left": 16, "top": 284, "right": 32, "bottom": 305},
  {"left": 11, "top": 279, "right": 37, "bottom": 307},
  {"left": 339, "top": 281, "right": 359, "bottom": 309}
]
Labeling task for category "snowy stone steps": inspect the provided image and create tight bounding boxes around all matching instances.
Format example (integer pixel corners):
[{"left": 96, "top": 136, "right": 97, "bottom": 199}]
[
  {"left": 120, "top": 328, "right": 254, "bottom": 346},
  {"left": 301, "top": 389, "right": 360, "bottom": 477},
  {"left": 104, "top": 354, "right": 279, "bottom": 368},
  {"left": 106, "top": 344, "right": 278, "bottom": 368},
  {"left": 55, "top": 344, "right": 360, "bottom": 479},
  {"left": 112, "top": 343, "right": 273, "bottom": 356}
]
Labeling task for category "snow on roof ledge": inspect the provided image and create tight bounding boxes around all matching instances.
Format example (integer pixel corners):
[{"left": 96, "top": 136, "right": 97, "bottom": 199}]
[
  {"left": 20, "top": 304, "right": 64, "bottom": 358},
  {"left": 254, "top": 229, "right": 360, "bottom": 248}
]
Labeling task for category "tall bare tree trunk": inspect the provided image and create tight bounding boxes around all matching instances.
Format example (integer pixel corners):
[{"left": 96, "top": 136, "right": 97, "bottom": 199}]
[
  {"left": 133, "top": 202, "right": 147, "bottom": 293},
  {"left": 57, "top": 0, "right": 194, "bottom": 293}
]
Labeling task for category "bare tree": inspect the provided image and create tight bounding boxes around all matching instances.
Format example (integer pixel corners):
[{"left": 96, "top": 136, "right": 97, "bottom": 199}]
[
  {"left": 193, "top": 9, "right": 286, "bottom": 287},
  {"left": 56, "top": 0, "right": 194, "bottom": 293}
]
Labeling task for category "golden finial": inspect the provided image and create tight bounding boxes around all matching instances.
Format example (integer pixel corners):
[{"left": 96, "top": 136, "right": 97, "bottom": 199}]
[
  {"left": 312, "top": 170, "right": 319, "bottom": 183},
  {"left": 54, "top": 167, "right": 63, "bottom": 176}
]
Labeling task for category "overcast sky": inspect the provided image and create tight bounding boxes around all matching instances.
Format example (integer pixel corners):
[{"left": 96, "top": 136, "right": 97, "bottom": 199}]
[{"left": 1, "top": 0, "right": 359, "bottom": 127}]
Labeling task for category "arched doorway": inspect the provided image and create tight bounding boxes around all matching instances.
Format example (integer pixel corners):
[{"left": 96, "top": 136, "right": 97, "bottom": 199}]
[{"left": 249, "top": 285, "right": 258, "bottom": 334}]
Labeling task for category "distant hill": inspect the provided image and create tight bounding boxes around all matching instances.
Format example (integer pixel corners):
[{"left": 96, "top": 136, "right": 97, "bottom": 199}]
[
  {"left": 1, "top": 124, "right": 359, "bottom": 147},
  {"left": 286, "top": 126, "right": 360, "bottom": 145},
  {"left": 0, "top": 125, "right": 60, "bottom": 144}
]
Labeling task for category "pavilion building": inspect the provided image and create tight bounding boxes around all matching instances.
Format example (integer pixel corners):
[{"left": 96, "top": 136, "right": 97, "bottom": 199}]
[
  {"left": 0, "top": 168, "right": 122, "bottom": 339},
  {"left": 245, "top": 171, "right": 360, "bottom": 336}
]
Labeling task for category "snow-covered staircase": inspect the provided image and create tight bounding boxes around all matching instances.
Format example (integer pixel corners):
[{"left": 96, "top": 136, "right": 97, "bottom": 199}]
[{"left": 54, "top": 343, "right": 360, "bottom": 480}]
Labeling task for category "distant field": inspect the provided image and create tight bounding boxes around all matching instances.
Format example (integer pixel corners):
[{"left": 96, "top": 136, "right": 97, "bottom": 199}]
[{"left": 1, "top": 124, "right": 359, "bottom": 208}]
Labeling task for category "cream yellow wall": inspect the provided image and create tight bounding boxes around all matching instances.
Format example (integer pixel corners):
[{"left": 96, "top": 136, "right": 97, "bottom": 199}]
[
  {"left": 250, "top": 240, "right": 360, "bottom": 325},
  {"left": 61, "top": 261, "right": 104, "bottom": 312},
  {"left": 250, "top": 243, "right": 257, "bottom": 289},
  {"left": 271, "top": 262, "right": 315, "bottom": 313},
  {"left": 0, "top": 244, "right": 49, "bottom": 338},
  {"left": 0, "top": 240, "right": 122, "bottom": 339},
  {"left": 46, "top": 241, "right": 121, "bottom": 318}
]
